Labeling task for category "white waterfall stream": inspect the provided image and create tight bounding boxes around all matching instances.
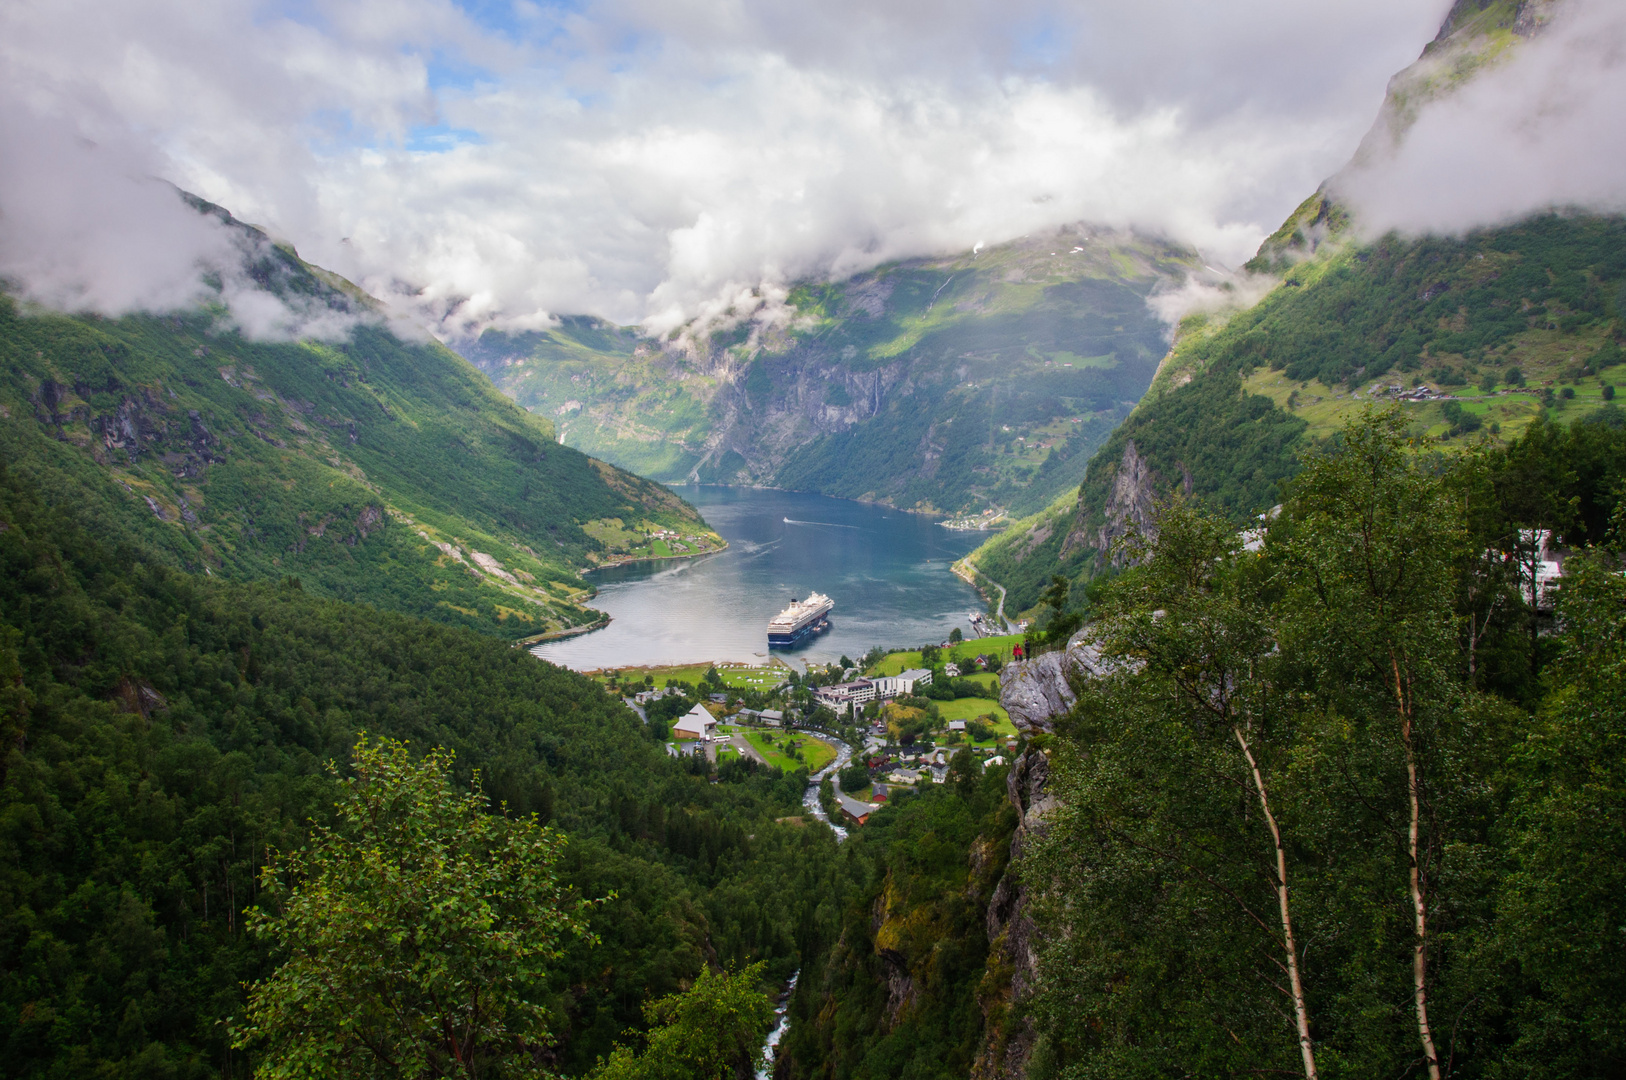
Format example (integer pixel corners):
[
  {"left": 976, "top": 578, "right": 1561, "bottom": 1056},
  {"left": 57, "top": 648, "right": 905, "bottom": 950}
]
[{"left": 760, "top": 733, "right": 856, "bottom": 1075}]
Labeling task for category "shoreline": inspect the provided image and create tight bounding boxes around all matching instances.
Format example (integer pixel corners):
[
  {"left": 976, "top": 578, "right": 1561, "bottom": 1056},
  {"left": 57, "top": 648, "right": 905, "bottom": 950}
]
[
  {"left": 665, "top": 480, "right": 953, "bottom": 519},
  {"left": 584, "top": 539, "right": 728, "bottom": 573},
  {"left": 515, "top": 614, "right": 610, "bottom": 647}
]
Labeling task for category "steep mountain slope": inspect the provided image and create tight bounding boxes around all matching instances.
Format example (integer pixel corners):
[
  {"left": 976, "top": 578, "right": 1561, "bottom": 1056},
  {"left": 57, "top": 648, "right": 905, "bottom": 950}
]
[
  {"left": 0, "top": 202, "right": 720, "bottom": 640},
  {"left": 466, "top": 228, "right": 1198, "bottom": 517},
  {"left": 964, "top": 0, "right": 1626, "bottom": 616}
]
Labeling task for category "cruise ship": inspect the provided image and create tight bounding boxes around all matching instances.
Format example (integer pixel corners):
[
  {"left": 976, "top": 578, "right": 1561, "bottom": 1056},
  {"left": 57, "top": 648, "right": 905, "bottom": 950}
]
[{"left": 767, "top": 592, "right": 834, "bottom": 647}]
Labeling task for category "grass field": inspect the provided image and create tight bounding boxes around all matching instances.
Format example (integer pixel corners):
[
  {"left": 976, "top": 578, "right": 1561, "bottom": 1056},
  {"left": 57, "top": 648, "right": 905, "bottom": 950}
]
[
  {"left": 743, "top": 730, "right": 836, "bottom": 773},
  {"left": 590, "top": 659, "right": 790, "bottom": 691},
  {"left": 934, "top": 697, "right": 1013, "bottom": 728},
  {"left": 1243, "top": 361, "right": 1626, "bottom": 447},
  {"left": 868, "top": 634, "right": 1025, "bottom": 676}
]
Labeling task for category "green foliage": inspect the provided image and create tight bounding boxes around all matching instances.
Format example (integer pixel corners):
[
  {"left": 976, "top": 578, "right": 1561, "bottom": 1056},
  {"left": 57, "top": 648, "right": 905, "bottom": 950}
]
[
  {"left": 1493, "top": 556, "right": 1626, "bottom": 1074},
  {"left": 587, "top": 964, "right": 775, "bottom": 1080},
  {"left": 0, "top": 461, "right": 833, "bottom": 1078},
  {"left": 776, "top": 771, "right": 1019, "bottom": 1079},
  {"left": 837, "top": 764, "right": 872, "bottom": 791},
  {"left": 0, "top": 274, "right": 712, "bottom": 641},
  {"left": 1023, "top": 411, "right": 1626, "bottom": 1077},
  {"left": 1212, "top": 216, "right": 1626, "bottom": 388},
  {"left": 238, "top": 737, "right": 590, "bottom": 1078},
  {"left": 1442, "top": 399, "right": 1484, "bottom": 436}
]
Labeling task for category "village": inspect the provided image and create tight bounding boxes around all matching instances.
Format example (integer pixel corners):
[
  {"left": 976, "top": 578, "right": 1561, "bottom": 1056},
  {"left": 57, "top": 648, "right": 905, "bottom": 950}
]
[{"left": 588, "top": 633, "right": 1029, "bottom": 828}]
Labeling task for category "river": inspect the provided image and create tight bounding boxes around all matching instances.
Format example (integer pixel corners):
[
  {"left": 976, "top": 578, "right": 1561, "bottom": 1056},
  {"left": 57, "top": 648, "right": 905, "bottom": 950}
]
[{"left": 532, "top": 486, "right": 988, "bottom": 670}]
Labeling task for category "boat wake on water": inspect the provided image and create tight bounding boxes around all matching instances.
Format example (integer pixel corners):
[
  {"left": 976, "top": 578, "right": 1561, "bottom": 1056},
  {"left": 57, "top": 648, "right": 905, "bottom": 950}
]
[{"left": 783, "top": 517, "right": 860, "bottom": 529}]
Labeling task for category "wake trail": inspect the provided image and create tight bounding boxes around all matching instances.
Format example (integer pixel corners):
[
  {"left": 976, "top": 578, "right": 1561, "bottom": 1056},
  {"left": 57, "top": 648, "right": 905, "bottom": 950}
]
[{"left": 783, "top": 517, "right": 861, "bottom": 530}]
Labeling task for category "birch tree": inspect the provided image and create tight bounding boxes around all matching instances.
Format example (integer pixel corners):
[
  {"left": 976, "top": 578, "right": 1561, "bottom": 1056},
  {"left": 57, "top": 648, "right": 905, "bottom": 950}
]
[
  {"left": 1273, "top": 411, "right": 1462, "bottom": 1080},
  {"left": 1029, "top": 499, "right": 1320, "bottom": 1078}
]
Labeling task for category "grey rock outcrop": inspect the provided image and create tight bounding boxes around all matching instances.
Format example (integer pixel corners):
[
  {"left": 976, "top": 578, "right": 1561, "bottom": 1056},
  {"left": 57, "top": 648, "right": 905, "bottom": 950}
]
[
  {"left": 997, "top": 630, "right": 1114, "bottom": 733},
  {"left": 1058, "top": 438, "right": 1173, "bottom": 566}
]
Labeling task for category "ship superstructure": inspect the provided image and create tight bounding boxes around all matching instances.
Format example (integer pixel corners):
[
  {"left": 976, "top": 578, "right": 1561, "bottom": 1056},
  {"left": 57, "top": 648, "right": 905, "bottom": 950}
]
[{"left": 767, "top": 592, "right": 834, "bottom": 647}]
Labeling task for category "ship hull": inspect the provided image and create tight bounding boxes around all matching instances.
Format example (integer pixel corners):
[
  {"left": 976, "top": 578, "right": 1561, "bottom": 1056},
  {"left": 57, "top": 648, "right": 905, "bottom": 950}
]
[{"left": 768, "top": 617, "right": 830, "bottom": 648}]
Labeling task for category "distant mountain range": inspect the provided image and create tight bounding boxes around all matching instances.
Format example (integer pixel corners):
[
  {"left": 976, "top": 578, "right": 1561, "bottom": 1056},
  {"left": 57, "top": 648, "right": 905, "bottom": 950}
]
[{"left": 463, "top": 228, "right": 1201, "bottom": 518}]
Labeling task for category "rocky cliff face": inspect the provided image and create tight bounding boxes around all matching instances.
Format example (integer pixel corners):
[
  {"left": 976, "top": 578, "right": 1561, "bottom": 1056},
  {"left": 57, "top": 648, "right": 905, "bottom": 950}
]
[
  {"left": 1056, "top": 437, "right": 1175, "bottom": 565},
  {"left": 470, "top": 228, "right": 1192, "bottom": 516},
  {"left": 973, "top": 747, "right": 1053, "bottom": 1080},
  {"left": 974, "top": 631, "right": 1119, "bottom": 1078},
  {"left": 687, "top": 351, "right": 915, "bottom": 486}
]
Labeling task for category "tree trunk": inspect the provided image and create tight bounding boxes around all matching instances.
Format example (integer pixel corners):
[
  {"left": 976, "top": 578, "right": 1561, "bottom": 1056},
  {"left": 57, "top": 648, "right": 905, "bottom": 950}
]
[
  {"left": 1393, "top": 655, "right": 1441, "bottom": 1080},
  {"left": 1233, "top": 725, "right": 1318, "bottom": 1080}
]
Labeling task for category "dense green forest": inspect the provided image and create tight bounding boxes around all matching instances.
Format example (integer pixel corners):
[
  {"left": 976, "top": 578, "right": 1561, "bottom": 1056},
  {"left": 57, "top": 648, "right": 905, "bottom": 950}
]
[
  {"left": 0, "top": 216, "right": 718, "bottom": 641},
  {"left": 1187, "top": 214, "right": 1626, "bottom": 391},
  {"left": 0, "top": 458, "right": 832, "bottom": 1078},
  {"left": 1022, "top": 414, "right": 1626, "bottom": 1077},
  {"left": 775, "top": 759, "right": 1019, "bottom": 1079}
]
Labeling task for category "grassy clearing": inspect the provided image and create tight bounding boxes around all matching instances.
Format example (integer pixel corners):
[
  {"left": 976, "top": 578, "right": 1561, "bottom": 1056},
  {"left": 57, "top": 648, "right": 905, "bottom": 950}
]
[
  {"left": 934, "top": 697, "right": 1013, "bottom": 729},
  {"left": 868, "top": 634, "right": 1025, "bottom": 676},
  {"left": 588, "top": 659, "right": 789, "bottom": 690},
  {"left": 743, "top": 731, "right": 836, "bottom": 773},
  {"left": 1244, "top": 357, "right": 1626, "bottom": 447}
]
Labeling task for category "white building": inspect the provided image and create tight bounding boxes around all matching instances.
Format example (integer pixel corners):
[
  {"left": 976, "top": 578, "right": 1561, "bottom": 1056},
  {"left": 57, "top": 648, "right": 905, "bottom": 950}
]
[
  {"left": 871, "top": 668, "right": 933, "bottom": 699},
  {"left": 814, "top": 679, "right": 876, "bottom": 714},
  {"left": 671, "top": 703, "right": 718, "bottom": 741}
]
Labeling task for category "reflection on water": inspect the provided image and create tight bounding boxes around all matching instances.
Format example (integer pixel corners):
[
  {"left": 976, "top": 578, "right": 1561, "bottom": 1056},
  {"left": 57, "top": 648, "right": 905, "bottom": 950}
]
[{"left": 532, "top": 486, "right": 986, "bottom": 670}]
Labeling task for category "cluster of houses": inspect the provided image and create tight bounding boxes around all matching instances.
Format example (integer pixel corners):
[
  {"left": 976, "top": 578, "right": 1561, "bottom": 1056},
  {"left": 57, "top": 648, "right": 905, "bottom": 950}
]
[
  {"left": 812, "top": 667, "right": 933, "bottom": 715},
  {"left": 835, "top": 745, "right": 1014, "bottom": 825}
]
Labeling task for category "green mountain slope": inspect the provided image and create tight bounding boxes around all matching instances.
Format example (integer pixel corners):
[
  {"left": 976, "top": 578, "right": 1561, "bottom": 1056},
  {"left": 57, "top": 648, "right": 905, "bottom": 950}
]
[
  {"left": 0, "top": 455, "right": 828, "bottom": 1078},
  {"left": 963, "top": 2, "right": 1626, "bottom": 617},
  {"left": 466, "top": 229, "right": 1198, "bottom": 517},
  {"left": 0, "top": 208, "right": 720, "bottom": 640}
]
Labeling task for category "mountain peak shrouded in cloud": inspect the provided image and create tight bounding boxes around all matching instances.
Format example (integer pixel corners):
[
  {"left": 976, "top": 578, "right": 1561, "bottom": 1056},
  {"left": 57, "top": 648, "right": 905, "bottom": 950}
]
[
  {"left": 1332, "top": 0, "right": 1626, "bottom": 239},
  {"left": 0, "top": 105, "right": 380, "bottom": 341},
  {"left": 0, "top": 0, "right": 1457, "bottom": 339}
]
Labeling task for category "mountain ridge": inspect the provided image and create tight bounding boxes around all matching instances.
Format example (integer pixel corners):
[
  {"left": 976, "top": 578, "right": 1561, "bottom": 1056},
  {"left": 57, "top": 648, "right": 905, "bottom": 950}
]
[
  {"left": 963, "top": 0, "right": 1626, "bottom": 618},
  {"left": 464, "top": 227, "right": 1202, "bottom": 518},
  {"left": 0, "top": 195, "right": 722, "bottom": 640}
]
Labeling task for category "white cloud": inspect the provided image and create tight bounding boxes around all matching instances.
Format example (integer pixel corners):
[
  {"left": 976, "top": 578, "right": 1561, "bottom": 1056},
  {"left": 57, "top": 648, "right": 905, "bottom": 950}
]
[
  {"left": 0, "top": 102, "right": 371, "bottom": 340},
  {"left": 1333, "top": 0, "right": 1626, "bottom": 236},
  {"left": 1, "top": 0, "right": 1455, "bottom": 337}
]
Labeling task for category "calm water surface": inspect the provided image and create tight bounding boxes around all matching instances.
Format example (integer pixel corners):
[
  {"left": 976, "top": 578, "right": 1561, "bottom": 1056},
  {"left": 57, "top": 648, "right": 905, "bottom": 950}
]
[{"left": 531, "top": 486, "right": 987, "bottom": 670}]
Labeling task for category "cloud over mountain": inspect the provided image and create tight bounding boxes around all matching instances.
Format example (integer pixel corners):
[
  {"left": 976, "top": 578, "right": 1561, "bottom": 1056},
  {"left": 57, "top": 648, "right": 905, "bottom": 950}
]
[
  {"left": 3, "top": 0, "right": 1454, "bottom": 335},
  {"left": 1334, "top": 0, "right": 1626, "bottom": 237}
]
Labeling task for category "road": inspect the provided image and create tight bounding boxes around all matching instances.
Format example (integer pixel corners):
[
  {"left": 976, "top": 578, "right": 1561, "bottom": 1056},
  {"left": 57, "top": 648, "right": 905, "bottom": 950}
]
[{"left": 954, "top": 559, "right": 1009, "bottom": 633}]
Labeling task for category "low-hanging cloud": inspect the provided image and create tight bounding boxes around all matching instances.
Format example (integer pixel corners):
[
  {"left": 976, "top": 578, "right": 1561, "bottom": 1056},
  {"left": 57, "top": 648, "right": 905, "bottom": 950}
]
[
  {"left": 0, "top": 106, "right": 233, "bottom": 316},
  {"left": 0, "top": 101, "right": 373, "bottom": 341},
  {"left": 1333, "top": 0, "right": 1626, "bottom": 236},
  {"left": 1, "top": 0, "right": 1455, "bottom": 339}
]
